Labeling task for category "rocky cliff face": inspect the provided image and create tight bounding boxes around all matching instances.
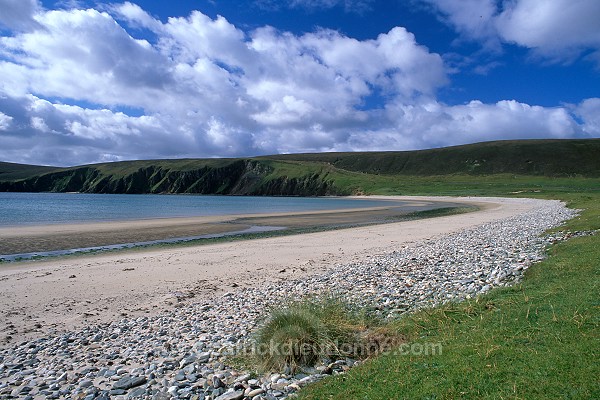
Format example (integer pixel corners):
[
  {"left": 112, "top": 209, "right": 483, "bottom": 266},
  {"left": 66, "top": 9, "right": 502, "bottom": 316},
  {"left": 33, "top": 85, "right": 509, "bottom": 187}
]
[
  {"left": 254, "top": 173, "right": 337, "bottom": 196},
  {"left": 0, "top": 160, "right": 341, "bottom": 196}
]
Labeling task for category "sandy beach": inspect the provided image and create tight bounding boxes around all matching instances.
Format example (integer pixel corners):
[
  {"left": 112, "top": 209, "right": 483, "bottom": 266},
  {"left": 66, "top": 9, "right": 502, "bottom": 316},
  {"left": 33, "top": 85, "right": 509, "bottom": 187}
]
[{"left": 0, "top": 196, "right": 536, "bottom": 347}]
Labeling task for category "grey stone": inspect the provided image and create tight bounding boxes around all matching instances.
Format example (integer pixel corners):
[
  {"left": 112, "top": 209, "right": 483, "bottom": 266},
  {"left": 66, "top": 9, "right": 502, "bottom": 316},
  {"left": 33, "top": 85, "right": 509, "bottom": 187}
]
[
  {"left": 152, "top": 392, "right": 172, "bottom": 400},
  {"left": 79, "top": 379, "right": 93, "bottom": 388},
  {"left": 247, "top": 388, "right": 265, "bottom": 397},
  {"left": 128, "top": 387, "right": 147, "bottom": 398},
  {"left": 212, "top": 376, "right": 225, "bottom": 388},
  {"left": 214, "top": 390, "right": 245, "bottom": 400},
  {"left": 196, "top": 352, "right": 211, "bottom": 363},
  {"left": 112, "top": 375, "right": 147, "bottom": 390},
  {"left": 174, "top": 373, "right": 185, "bottom": 381}
]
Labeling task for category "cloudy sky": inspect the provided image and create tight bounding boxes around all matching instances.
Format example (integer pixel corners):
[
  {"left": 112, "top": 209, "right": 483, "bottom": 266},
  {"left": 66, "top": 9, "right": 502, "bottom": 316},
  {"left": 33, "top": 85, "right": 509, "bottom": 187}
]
[{"left": 0, "top": 0, "right": 599, "bottom": 166}]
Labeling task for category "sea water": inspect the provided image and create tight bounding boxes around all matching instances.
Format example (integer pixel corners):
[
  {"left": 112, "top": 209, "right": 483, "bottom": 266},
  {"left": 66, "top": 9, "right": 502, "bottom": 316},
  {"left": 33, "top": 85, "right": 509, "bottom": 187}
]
[{"left": 0, "top": 192, "right": 393, "bottom": 227}]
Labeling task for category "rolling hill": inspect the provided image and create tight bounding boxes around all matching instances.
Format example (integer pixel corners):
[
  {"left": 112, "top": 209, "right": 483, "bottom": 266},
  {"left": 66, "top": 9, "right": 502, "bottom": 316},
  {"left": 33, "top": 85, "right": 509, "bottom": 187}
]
[{"left": 1, "top": 139, "right": 599, "bottom": 195}]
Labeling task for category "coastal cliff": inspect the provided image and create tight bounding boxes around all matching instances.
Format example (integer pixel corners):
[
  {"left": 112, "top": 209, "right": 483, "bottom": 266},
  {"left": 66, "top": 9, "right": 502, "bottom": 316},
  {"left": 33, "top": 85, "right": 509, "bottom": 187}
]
[
  {"left": 0, "top": 159, "right": 340, "bottom": 196},
  {"left": 1, "top": 139, "right": 599, "bottom": 195}
]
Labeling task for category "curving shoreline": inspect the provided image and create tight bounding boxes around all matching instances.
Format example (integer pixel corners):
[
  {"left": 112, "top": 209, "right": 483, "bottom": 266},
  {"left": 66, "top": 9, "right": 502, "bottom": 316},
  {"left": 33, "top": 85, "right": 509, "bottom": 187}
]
[
  {"left": 0, "top": 198, "right": 461, "bottom": 256},
  {"left": 0, "top": 197, "right": 578, "bottom": 399}
]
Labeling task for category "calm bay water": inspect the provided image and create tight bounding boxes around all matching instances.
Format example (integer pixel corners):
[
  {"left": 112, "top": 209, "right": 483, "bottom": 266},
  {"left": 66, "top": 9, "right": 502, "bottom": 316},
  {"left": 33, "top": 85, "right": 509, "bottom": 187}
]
[{"left": 0, "top": 193, "right": 392, "bottom": 227}]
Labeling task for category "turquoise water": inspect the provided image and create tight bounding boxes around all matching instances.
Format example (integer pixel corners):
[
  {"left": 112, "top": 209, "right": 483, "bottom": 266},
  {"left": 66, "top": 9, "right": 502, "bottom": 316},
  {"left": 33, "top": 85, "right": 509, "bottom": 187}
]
[{"left": 0, "top": 193, "right": 393, "bottom": 226}]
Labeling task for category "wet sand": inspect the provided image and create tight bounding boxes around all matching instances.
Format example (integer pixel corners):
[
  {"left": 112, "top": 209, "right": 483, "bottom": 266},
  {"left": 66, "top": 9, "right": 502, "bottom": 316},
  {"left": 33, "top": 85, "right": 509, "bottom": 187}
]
[
  {"left": 0, "top": 198, "right": 460, "bottom": 256},
  {"left": 0, "top": 196, "right": 530, "bottom": 348}
]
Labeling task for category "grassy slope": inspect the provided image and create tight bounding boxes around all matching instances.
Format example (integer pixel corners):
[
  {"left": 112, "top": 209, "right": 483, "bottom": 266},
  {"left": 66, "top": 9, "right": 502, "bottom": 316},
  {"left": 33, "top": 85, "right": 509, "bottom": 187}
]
[
  {"left": 261, "top": 139, "right": 600, "bottom": 177},
  {"left": 0, "top": 162, "right": 59, "bottom": 181},
  {"left": 299, "top": 191, "right": 599, "bottom": 399},
  {"left": 0, "top": 158, "right": 242, "bottom": 182},
  {"left": 1, "top": 139, "right": 599, "bottom": 192},
  {"left": 88, "top": 158, "right": 239, "bottom": 175}
]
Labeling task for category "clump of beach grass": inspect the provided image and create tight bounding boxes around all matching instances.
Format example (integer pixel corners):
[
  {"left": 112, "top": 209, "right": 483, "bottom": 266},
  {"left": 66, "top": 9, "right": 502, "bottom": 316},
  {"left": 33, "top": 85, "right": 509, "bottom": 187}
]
[{"left": 247, "top": 296, "right": 402, "bottom": 372}]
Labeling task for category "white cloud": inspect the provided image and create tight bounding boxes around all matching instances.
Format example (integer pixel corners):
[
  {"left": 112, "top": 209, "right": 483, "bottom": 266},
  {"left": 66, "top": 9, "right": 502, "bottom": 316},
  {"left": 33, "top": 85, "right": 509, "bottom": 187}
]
[
  {"left": 243, "top": 26, "right": 446, "bottom": 133},
  {"left": 30, "top": 116, "right": 49, "bottom": 132},
  {"left": 0, "top": 111, "right": 13, "bottom": 130},
  {"left": 574, "top": 98, "right": 600, "bottom": 136},
  {"left": 496, "top": 0, "right": 600, "bottom": 62},
  {"left": 0, "top": 8, "right": 172, "bottom": 109},
  {"left": 160, "top": 11, "right": 250, "bottom": 67},
  {"left": 0, "top": 91, "right": 596, "bottom": 166},
  {"left": 333, "top": 98, "right": 581, "bottom": 152},
  {"left": 419, "top": 100, "right": 578, "bottom": 146},
  {"left": 0, "top": 0, "right": 42, "bottom": 31},
  {"left": 423, "top": 0, "right": 499, "bottom": 46},
  {"left": 111, "top": 1, "right": 162, "bottom": 31},
  {"left": 0, "top": 2, "right": 597, "bottom": 166},
  {"left": 424, "top": 0, "right": 600, "bottom": 63},
  {"left": 302, "top": 27, "right": 447, "bottom": 98}
]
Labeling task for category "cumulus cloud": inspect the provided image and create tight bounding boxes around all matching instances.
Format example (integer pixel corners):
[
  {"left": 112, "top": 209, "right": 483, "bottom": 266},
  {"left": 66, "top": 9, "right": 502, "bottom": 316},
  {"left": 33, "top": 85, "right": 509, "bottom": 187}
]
[
  {"left": 424, "top": 0, "right": 600, "bottom": 63},
  {"left": 397, "top": 100, "right": 579, "bottom": 148},
  {"left": 110, "top": 1, "right": 162, "bottom": 31},
  {"left": 0, "top": 0, "right": 43, "bottom": 31},
  {"left": 573, "top": 98, "right": 600, "bottom": 136},
  {"left": 0, "top": 8, "right": 172, "bottom": 107},
  {"left": 0, "top": 111, "right": 13, "bottom": 130},
  {"left": 422, "top": 0, "right": 500, "bottom": 47},
  {"left": 0, "top": 2, "right": 597, "bottom": 166},
  {"left": 496, "top": 0, "right": 600, "bottom": 62}
]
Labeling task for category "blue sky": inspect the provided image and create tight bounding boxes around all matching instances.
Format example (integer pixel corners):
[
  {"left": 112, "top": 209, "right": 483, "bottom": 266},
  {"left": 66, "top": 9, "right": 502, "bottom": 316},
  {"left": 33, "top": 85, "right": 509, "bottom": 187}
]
[{"left": 0, "top": 0, "right": 599, "bottom": 166}]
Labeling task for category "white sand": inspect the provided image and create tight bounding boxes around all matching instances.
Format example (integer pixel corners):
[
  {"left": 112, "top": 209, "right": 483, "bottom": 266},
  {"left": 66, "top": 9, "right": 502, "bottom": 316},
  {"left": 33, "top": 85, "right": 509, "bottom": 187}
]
[{"left": 0, "top": 196, "right": 537, "bottom": 347}]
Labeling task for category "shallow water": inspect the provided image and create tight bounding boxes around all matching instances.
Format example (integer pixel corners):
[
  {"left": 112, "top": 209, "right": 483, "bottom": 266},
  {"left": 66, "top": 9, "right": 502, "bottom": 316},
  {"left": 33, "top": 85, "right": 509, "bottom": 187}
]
[
  {"left": 0, "top": 193, "right": 393, "bottom": 226},
  {"left": 0, "top": 225, "right": 285, "bottom": 262}
]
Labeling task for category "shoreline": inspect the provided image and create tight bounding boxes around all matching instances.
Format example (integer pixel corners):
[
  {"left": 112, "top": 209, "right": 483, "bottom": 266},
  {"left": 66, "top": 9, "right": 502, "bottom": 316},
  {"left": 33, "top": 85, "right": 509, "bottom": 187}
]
[
  {"left": 2, "top": 196, "right": 516, "bottom": 348},
  {"left": 0, "top": 198, "right": 463, "bottom": 258},
  {"left": 0, "top": 225, "right": 288, "bottom": 262}
]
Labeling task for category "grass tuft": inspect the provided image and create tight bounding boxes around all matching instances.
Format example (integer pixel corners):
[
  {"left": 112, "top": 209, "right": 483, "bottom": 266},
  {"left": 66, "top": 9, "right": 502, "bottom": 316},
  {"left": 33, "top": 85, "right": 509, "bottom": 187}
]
[{"left": 247, "top": 297, "right": 402, "bottom": 372}]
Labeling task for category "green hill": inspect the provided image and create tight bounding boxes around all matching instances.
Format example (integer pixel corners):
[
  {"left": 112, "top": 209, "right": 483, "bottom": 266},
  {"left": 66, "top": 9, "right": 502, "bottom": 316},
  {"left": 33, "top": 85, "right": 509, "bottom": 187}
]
[
  {"left": 0, "top": 161, "right": 60, "bottom": 181},
  {"left": 1, "top": 139, "right": 599, "bottom": 195},
  {"left": 260, "top": 139, "right": 600, "bottom": 176}
]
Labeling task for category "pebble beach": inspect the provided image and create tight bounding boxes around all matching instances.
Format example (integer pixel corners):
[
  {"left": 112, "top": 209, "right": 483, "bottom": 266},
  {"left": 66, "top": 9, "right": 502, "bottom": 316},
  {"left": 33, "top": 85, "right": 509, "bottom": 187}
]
[{"left": 0, "top": 197, "right": 580, "bottom": 399}]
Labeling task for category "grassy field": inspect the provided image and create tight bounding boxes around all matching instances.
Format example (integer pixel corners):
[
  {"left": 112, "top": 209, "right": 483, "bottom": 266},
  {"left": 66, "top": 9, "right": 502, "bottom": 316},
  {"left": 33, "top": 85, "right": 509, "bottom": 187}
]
[{"left": 298, "top": 191, "right": 599, "bottom": 399}]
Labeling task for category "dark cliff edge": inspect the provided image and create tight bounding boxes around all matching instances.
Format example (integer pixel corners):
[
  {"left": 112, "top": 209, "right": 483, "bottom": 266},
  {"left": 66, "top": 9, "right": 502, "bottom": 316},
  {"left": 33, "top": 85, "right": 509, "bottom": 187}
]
[
  {"left": 0, "top": 159, "right": 341, "bottom": 196},
  {"left": 1, "top": 139, "right": 599, "bottom": 195}
]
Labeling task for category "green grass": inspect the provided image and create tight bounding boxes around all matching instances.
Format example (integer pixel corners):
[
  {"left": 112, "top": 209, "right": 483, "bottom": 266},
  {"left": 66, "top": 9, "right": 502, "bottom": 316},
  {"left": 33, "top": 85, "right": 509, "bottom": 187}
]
[
  {"left": 0, "top": 161, "right": 59, "bottom": 180},
  {"left": 327, "top": 171, "right": 600, "bottom": 197},
  {"left": 298, "top": 192, "right": 600, "bottom": 400},
  {"left": 263, "top": 157, "right": 600, "bottom": 197},
  {"left": 262, "top": 139, "right": 600, "bottom": 177}
]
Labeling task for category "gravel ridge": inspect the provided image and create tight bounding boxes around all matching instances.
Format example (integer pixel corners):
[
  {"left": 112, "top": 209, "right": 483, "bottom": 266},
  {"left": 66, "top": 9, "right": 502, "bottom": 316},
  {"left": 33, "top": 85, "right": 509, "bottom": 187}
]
[{"left": 0, "top": 198, "right": 583, "bottom": 399}]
